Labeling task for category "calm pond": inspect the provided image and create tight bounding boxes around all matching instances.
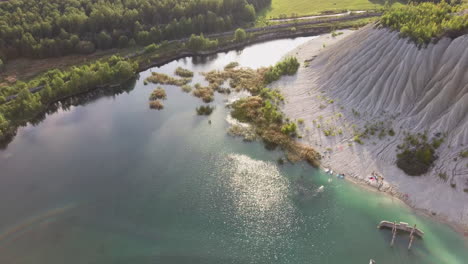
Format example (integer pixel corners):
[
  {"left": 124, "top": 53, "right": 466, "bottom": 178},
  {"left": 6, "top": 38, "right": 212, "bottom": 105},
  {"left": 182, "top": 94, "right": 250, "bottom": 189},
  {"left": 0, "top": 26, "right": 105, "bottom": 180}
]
[{"left": 0, "top": 36, "right": 467, "bottom": 264}]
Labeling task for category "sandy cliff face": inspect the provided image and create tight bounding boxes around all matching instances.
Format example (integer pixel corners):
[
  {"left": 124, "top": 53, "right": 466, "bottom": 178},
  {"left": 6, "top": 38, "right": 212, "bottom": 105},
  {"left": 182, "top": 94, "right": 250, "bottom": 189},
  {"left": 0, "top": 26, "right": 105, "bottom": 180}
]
[
  {"left": 274, "top": 26, "right": 468, "bottom": 228},
  {"left": 313, "top": 26, "right": 468, "bottom": 147}
]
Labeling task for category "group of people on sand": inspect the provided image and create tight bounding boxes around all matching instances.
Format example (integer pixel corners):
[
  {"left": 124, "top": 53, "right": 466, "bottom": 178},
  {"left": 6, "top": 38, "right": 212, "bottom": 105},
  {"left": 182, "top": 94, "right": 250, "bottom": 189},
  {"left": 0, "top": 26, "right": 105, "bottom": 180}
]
[{"left": 369, "top": 171, "right": 384, "bottom": 189}]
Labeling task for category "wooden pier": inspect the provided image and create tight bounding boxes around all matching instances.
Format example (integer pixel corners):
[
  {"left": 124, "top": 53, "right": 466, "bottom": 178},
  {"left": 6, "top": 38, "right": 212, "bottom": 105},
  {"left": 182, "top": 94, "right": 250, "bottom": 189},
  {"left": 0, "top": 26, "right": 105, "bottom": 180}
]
[{"left": 377, "top": 221, "right": 424, "bottom": 249}]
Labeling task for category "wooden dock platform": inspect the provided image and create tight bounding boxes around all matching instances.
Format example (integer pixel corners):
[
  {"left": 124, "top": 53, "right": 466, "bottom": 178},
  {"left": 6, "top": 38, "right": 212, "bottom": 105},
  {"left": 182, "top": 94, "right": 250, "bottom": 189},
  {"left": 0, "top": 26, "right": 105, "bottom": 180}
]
[{"left": 377, "top": 221, "right": 424, "bottom": 238}]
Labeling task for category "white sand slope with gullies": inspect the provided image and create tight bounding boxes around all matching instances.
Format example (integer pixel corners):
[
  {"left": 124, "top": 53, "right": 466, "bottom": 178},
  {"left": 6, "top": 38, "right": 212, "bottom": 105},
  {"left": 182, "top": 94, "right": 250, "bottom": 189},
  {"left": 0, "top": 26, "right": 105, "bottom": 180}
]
[{"left": 272, "top": 25, "right": 468, "bottom": 231}]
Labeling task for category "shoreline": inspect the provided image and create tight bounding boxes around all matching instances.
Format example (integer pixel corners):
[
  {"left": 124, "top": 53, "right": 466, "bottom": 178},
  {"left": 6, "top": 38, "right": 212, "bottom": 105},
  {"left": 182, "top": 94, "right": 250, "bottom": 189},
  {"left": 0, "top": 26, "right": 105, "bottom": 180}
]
[
  {"left": 327, "top": 164, "right": 468, "bottom": 237},
  {"left": 272, "top": 28, "right": 468, "bottom": 237}
]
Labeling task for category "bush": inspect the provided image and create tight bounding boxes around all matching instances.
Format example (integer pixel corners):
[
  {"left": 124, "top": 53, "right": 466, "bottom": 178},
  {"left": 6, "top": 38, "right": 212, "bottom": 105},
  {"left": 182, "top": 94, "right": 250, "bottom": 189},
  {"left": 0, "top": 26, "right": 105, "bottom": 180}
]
[
  {"left": 234, "top": 28, "right": 247, "bottom": 42},
  {"left": 181, "top": 85, "right": 192, "bottom": 93},
  {"left": 438, "top": 172, "right": 448, "bottom": 182},
  {"left": 264, "top": 57, "right": 300, "bottom": 84},
  {"left": 224, "top": 62, "right": 239, "bottom": 70},
  {"left": 460, "top": 150, "right": 468, "bottom": 158},
  {"left": 149, "top": 87, "right": 167, "bottom": 100},
  {"left": 149, "top": 100, "right": 164, "bottom": 110},
  {"left": 146, "top": 72, "right": 190, "bottom": 86},
  {"left": 0, "top": 58, "right": 4, "bottom": 72},
  {"left": 75, "top": 40, "right": 95, "bottom": 54},
  {"left": 144, "top": 43, "right": 158, "bottom": 54},
  {"left": 396, "top": 133, "right": 442, "bottom": 176},
  {"left": 187, "top": 34, "right": 218, "bottom": 51},
  {"left": 175, "top": 67, "right": 194, "bottom": 78},
  {"left": 331, "top": 31, "right": 343, "bottom": 37},
  {"left": 281, "top": 122, "right": 297, "bottom": 135},
  {"left": 354, "top": 135, "right": 364, "bottom": 144},
  {"left": 114, "top": 61, "right": 136, "bottom": 81},
  {"left": 196, "top": 105, "right": 214, "bottom": 115},
  {"left": 118, "top": 36, "right": 129, "bottom": 48}
]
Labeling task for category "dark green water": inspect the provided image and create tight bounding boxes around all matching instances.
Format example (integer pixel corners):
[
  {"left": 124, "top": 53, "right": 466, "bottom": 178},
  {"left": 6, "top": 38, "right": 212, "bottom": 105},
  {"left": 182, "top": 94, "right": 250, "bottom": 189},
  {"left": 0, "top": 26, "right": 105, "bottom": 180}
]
[{"left": 0, "top": 37, "right": 467, "bottom": 264}]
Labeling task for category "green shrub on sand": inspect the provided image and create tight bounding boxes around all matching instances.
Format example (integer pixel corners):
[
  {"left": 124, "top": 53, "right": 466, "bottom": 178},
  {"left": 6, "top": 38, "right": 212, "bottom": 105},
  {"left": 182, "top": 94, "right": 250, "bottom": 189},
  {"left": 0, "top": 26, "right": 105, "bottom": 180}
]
[
  {"left": 396, "top": 132, "right": 444, "bottom": 176},
  {"left": 264, "top": 57, "right": 300, "bottom": 84}
]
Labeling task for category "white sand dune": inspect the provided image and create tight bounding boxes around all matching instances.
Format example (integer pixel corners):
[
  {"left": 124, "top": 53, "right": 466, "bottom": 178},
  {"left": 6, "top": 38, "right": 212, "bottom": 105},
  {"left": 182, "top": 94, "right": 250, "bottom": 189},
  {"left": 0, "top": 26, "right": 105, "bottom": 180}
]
[{"left": 272, "top": 26, "right": 468, "bottom": 231}]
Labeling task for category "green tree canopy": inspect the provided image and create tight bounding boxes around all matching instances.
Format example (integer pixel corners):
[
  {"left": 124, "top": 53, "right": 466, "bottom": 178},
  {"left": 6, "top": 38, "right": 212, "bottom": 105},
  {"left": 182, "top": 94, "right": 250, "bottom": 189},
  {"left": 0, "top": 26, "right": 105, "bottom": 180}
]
[
  {"left": 0, "top": 0, "right": 271, "bottom": 60},
  {"left": 381, "top": 2, "right": 468, "bottom": 45},
  {"left": 234, "top": 28, "right": 247, "bottom": 42},
  {"left": 114, "top": 61, "right": 136, "bottom": 81}
]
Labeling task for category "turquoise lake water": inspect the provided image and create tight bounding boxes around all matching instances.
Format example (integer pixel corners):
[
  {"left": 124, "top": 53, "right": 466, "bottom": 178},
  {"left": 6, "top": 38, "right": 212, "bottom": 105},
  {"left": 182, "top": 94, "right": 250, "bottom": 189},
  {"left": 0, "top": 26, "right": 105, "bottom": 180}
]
[{"left": 0, "top": 37, "right": 467, "bottom": 264}]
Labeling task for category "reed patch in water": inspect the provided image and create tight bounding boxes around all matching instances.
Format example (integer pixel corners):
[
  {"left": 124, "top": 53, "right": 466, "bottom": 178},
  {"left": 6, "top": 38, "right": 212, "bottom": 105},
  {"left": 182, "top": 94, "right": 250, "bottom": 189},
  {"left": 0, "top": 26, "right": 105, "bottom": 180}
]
[
  {"left": 149, "top": 87, "right": 167, "bottom": 100},
  {"left": 181, "top": 85, "right": 192, "bottom": 93},
  {"left": 196, "top": 105, "right": 215, "bottom": 115},
  {"left": 146, "top": 72, "right": 191, "bottom": 86},
  {"left": 175, "top": 67, "right": 194, "bottom": 78},
  {"left": 192, "top": 86, "right": 214, "bottom": 103},
  {"left": 224, "top": 62, "right": 239, "bottom": 70},
  {"left": 149, "top": 100, "right": 164, "bottom": 110}
]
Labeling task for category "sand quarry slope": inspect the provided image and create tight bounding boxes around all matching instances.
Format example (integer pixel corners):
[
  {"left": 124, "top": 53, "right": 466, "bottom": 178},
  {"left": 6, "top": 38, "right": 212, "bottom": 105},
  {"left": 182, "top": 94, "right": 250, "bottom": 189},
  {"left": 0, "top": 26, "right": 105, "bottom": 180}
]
[{"left": 273, "top": 26, "right": 468, "bottom": 230}]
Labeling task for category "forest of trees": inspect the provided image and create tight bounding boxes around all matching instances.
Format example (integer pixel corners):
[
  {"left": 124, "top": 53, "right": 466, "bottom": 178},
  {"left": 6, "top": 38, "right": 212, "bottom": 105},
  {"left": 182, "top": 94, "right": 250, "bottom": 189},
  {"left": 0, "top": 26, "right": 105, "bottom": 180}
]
[{"left": 0, "top": 0, "right": 271, "bottom": 62}]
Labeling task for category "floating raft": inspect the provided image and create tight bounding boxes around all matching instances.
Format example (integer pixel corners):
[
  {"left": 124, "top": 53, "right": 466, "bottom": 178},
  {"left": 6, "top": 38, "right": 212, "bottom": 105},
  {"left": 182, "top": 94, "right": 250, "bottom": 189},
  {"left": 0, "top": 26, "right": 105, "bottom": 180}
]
[{"left": 377, "top": 221, "right": 424, "bottom": 238}]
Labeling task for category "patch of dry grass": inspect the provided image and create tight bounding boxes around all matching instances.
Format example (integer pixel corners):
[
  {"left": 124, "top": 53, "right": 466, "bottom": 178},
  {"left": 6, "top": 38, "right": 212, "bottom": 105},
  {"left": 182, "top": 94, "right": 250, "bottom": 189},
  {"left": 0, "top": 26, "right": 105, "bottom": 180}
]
[
  {"left": 175, "top": 67, "right": 194, "bottom": 78},
  {"left": 224, "top": 62, "right": 239, "bottom": 70},
  {"left": 149, "top": 100, "right": 164, "bottom": 110},
  {"left": 149, "top": 87, "right": 167, "bottom": 100},
  {"left": 146, "top": 72, "right": 191, "bottom": 86},
  {"left": 203, "top": 67, "right": 267, "bottom": 94},
  {"left": 192, "top": 85, "right": 214, "bottom": 103},
  {"left": 181, "top": 84, "right": 192, "bottom": 93}
]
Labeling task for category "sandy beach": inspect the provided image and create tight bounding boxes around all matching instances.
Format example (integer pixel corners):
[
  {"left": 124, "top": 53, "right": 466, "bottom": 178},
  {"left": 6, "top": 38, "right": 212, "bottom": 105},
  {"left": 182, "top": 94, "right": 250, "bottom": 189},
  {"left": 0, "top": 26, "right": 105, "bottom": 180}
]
[{"left": 271, "top": 26, "right": 468, "bottom": 234}]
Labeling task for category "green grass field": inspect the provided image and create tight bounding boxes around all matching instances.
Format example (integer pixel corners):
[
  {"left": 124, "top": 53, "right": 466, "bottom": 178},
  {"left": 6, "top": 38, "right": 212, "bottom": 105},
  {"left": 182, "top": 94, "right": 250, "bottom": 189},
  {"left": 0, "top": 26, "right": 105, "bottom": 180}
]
[{"left": 260, "top": 0, "right": 398, "bottom": 18}]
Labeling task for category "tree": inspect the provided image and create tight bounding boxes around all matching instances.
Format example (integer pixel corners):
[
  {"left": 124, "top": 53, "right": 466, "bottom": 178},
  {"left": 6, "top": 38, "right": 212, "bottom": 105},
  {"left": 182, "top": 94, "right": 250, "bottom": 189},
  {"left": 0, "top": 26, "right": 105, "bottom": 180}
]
[
  {"left": 234, "top": 28, "right": 247, "bottom": 42},
  {"left": 40, "top": 84, "right": 53, "bottom": 103},
  {"left": 96, "top": 31, "right": 112, "bottom": 49},
  {"left": 136, "top": 31, "right": 151, "bottom": 45},
  {"left": 118, "top": 35, "right": 129, "bottom": 48},
  {"left": 17, "top": 88, "right": 42, "bottom": 116},
  {"left": 242, "top": 4, "right": 256, "bottom": 22},
  {"left": 187, "top": 34, "right": 205, "bottom": 50},
  {"left": 0, "top": 112, "right": 9, "bottom": 138},
  {"left": 0, "top": 0, "right": 273, "bottom": 60},
  {"left": 128, "top": 38, "right": 137, "bottom": 47},
  {"left": 114, "top": 61, "right": 135, "bottom": 81},
  {"left": 75, "top": 41, "right": 96, "bottom": 54},
  {"left": 144, "top": 43, "right": 158, "bottom": 53},
  {"left": 0, "top": 58, "right": 4, "bottom": 72}
]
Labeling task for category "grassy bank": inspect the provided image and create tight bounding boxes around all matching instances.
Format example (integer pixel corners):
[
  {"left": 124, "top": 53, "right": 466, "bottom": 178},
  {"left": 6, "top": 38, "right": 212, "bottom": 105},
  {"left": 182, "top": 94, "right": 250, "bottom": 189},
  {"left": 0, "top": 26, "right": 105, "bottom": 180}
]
[{"left": 259, "top": 0, "right": 399, "bottom": 18}]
